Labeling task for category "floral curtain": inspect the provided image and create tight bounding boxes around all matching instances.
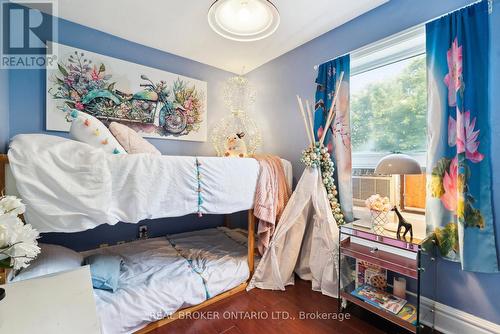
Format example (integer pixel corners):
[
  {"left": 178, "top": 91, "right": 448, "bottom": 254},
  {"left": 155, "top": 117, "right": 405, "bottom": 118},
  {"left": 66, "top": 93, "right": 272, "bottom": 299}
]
[
  {"left": 314, "top": 55, "right": 353, "bottom": 222},
  {"left": 426, "top": 1, "right": 498, "bottom": 272}
]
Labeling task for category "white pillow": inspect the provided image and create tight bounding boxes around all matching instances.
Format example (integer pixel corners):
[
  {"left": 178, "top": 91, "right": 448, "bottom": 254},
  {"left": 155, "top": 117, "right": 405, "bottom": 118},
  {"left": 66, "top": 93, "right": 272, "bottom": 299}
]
[
  {"left": 69, "top": 110, "right": 126, "bottom": 154},
  {"left": 9, "top": 244, "right": 83, "bottom": 282}
]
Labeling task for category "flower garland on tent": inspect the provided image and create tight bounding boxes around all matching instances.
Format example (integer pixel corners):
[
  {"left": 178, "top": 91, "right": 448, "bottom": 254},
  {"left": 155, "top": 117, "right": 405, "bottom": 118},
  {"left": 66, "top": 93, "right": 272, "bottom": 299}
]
[
  {"left": 296, "top": 72, "right": 346, "bottom": 226},
  {"left": 301, "top": 143, "right": 344, "bottom": 225}
]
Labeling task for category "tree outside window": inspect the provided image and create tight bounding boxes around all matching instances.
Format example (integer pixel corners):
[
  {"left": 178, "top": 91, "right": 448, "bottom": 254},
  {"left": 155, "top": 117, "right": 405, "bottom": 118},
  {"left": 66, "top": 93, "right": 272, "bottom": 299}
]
[
  {"left": 351, "top": 55, "right": 427, "bottom": 211},
  {"left": 351, "top": 55, "right": 426, "bottom": 154}
]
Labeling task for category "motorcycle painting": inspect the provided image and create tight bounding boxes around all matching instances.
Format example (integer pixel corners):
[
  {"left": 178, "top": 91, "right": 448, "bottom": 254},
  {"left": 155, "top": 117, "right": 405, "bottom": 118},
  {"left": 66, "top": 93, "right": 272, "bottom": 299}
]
[{"left": 46, "top": 43, "right": 207, "bottom": 142}]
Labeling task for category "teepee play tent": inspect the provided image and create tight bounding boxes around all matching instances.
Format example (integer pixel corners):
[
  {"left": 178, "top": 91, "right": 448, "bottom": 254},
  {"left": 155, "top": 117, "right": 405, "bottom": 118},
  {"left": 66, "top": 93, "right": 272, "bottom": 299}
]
[{"left": 248, "top": 73, "right": 346, "bottom": 297}]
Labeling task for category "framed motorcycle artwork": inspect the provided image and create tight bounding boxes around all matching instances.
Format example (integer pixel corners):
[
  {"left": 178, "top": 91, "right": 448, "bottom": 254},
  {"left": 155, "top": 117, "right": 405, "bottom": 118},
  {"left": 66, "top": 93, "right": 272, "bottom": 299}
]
[{"left": 46, "top": 42, "right": 208, "bottom": 142}]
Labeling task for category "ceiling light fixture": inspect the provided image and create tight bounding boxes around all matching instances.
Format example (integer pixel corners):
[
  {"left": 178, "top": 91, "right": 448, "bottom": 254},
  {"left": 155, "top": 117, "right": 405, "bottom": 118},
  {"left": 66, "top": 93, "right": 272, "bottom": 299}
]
[{"left": 208, "top": 0, "right": 280, "bottom": 42}]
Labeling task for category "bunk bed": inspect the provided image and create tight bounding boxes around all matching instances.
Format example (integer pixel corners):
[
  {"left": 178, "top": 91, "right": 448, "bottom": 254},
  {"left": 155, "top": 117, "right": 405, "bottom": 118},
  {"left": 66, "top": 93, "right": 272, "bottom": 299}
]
[{"left": 0, "top": 134, "right": 292, "bottom": 333}]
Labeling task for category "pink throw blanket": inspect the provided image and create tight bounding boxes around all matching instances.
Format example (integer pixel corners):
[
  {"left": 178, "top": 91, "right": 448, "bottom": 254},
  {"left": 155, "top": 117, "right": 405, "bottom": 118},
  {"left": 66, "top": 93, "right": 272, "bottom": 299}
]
[{"left": 253, "top": 155, "right": 291, "bottom": 255}]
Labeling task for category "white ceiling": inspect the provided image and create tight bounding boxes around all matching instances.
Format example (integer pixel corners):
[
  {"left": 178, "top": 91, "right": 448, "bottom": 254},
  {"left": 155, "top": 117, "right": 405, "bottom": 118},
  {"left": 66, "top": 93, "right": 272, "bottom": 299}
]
[{"left": 50, "top": 0, "right": 388, "bottom": 74}]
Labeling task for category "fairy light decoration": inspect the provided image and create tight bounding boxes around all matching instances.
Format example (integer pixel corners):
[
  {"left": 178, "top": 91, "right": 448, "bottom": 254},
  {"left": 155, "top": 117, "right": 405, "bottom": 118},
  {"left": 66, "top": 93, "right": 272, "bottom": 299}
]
[{"left": 210, "top": 75, "right": 262, "bottom": 156}]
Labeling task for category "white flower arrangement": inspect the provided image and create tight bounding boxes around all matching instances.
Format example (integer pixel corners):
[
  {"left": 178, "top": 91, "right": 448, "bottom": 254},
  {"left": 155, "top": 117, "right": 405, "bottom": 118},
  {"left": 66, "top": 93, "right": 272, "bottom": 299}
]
[
  {"left": 0, "top": 196, "right": 40, "bottom": 270},
  {"left": 365, "top": 194, "right": 392, "bottom": 213}
]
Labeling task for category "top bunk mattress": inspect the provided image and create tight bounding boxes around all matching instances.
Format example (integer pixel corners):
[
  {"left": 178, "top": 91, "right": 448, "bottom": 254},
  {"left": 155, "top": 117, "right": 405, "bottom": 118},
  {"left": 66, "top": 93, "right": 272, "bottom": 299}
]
[{"left": 7, "top": 134, "right": 292, "bottom": 232}]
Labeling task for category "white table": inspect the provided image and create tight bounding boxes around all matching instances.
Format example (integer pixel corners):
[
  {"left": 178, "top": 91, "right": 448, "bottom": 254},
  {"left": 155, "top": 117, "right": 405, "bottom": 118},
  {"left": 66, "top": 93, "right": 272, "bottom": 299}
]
[{"left": 0, "top": 266, "right": 101, "bottom": 334}]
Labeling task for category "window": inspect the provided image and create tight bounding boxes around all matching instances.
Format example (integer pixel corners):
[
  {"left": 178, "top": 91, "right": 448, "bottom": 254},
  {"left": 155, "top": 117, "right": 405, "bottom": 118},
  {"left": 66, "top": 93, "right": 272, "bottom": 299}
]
[
  {"left": 350, "top": 26, "right": 427, "bottom": 214},
  {"left": 351, "top": 55, "right": 426, "bottom": 155}
]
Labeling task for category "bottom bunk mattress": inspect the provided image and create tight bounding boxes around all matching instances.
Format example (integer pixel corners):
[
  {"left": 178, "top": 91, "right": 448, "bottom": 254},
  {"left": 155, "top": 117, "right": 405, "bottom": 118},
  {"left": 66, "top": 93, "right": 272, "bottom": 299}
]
[{"left": 81, "top": 227, "right": 250, "bottom": 334}]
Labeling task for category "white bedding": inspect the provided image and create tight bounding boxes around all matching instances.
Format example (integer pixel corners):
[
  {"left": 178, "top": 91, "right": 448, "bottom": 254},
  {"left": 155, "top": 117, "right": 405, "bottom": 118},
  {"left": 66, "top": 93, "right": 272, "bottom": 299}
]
[
  {"left": 8, "top": 134, "right": 292, "bottom": 233},
  {"left": 81, "top": 227, "right": 250, "bottom": 334}
]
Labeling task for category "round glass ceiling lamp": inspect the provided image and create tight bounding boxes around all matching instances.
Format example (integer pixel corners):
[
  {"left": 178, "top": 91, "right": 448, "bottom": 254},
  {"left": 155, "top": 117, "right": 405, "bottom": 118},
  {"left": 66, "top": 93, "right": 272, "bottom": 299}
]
[{"left": 208, "top": 0, "right": 280, "bottom": 42}]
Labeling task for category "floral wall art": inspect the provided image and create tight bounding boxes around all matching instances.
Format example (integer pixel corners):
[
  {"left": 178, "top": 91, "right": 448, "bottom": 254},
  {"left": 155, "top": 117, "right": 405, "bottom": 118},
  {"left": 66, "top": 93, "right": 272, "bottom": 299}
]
[{"left": 46, "top": 42, "right": 207, "bottom": 141}]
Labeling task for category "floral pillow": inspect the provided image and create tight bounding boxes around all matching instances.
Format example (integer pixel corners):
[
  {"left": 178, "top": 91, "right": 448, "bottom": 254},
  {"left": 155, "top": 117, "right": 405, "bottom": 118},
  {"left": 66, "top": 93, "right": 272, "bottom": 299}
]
[
  {"left": 109, "top": 122, "right": 161, "bottom": 155},
  {"left": 69, "top": 110, "right": 126, "bottom": 154}
]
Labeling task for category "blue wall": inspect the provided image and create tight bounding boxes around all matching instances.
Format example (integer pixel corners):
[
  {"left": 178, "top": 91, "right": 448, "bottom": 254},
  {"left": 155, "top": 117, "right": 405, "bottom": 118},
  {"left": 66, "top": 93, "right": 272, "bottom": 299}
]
[
  {"left": 6, "top": 11, "right": 246, "bottom": 250},
  {"left": 248, "top": 0, "right": 500, "bottom": 324}
]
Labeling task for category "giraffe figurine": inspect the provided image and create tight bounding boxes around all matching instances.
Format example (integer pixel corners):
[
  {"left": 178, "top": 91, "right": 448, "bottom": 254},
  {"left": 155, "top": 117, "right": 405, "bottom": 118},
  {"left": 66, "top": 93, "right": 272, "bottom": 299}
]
[{"left": 391, "top": 206, "right": 413, "bottom": 240}]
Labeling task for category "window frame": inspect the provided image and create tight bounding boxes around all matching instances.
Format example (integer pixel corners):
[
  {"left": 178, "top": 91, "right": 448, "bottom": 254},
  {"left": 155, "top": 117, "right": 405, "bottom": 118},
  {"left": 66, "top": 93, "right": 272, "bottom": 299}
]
[
  {"left": 349, "top": 25, "right": 427, "bottom": 215},
  {"left": 350, "top": 25, "right": 426, "bottom": 76}
]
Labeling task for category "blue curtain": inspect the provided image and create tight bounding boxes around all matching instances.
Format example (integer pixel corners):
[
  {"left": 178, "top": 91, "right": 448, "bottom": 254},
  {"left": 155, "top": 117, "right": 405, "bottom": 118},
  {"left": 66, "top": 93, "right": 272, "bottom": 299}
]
[
  {"left": 426, "top": 1, "right": 498, "bottom": 272},
  {"left": 314, "top": 55, "right": 353, "bottom": 222}
]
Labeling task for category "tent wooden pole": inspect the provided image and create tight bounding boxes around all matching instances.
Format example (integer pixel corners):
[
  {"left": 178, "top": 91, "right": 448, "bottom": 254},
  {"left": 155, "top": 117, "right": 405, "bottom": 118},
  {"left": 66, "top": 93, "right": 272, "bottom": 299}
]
[
  {"left": 296, "top": 96, "right": 314, "bottom": 146},
  {"left": 305, "top": 100, "right": 315, "bottom": 144}
]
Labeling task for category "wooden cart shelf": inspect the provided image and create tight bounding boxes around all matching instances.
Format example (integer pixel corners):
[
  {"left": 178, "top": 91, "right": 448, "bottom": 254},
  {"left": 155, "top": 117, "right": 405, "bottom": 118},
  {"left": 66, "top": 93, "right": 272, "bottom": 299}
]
[
  {"left": 340, "top": 291, "right": 417, "bottom": 333},
  {"left": 340, "top": 238, "right": 418, "bottom": 279}
]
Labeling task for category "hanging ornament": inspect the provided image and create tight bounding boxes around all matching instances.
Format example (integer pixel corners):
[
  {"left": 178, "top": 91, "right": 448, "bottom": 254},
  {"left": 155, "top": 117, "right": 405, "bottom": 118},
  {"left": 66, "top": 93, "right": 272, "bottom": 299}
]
[{"left": 210, "top": 75, "right": 262, "bottom": 156}]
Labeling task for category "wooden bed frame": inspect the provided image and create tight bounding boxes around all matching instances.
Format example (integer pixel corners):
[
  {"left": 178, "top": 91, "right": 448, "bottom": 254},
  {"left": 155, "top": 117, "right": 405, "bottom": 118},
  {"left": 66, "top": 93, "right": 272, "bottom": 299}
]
[{"left": 0, "top": 153, "right": 256, "bottom": 333}]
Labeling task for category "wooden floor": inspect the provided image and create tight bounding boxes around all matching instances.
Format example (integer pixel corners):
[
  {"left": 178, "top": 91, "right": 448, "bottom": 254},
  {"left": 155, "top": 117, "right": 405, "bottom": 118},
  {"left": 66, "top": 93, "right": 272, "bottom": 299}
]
[{"left": 149, "top": 279, "right": 415, "bottom": 334}]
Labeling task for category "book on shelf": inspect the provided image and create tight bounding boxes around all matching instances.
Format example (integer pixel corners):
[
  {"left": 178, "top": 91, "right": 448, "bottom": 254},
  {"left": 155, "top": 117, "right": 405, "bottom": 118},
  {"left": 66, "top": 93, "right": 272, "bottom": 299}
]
[
  {"left": 396, "top": 303, "right": 417, "bottom": 325},
  {"left": 355, "top": 260, "right": 387, "bottom": 289},
  {"left": 351, "top": 284, "right": 407, "bottom": 314}
]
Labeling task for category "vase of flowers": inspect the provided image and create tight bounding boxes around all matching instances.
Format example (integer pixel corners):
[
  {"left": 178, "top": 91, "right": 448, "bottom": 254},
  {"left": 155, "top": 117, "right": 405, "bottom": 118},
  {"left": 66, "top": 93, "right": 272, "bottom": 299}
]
[
  {"left": 365, "top": 194, "right": 391, "bottom": 232},
  {"left": 0, "top": 195, "right": 40, "bottom": 300}
]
